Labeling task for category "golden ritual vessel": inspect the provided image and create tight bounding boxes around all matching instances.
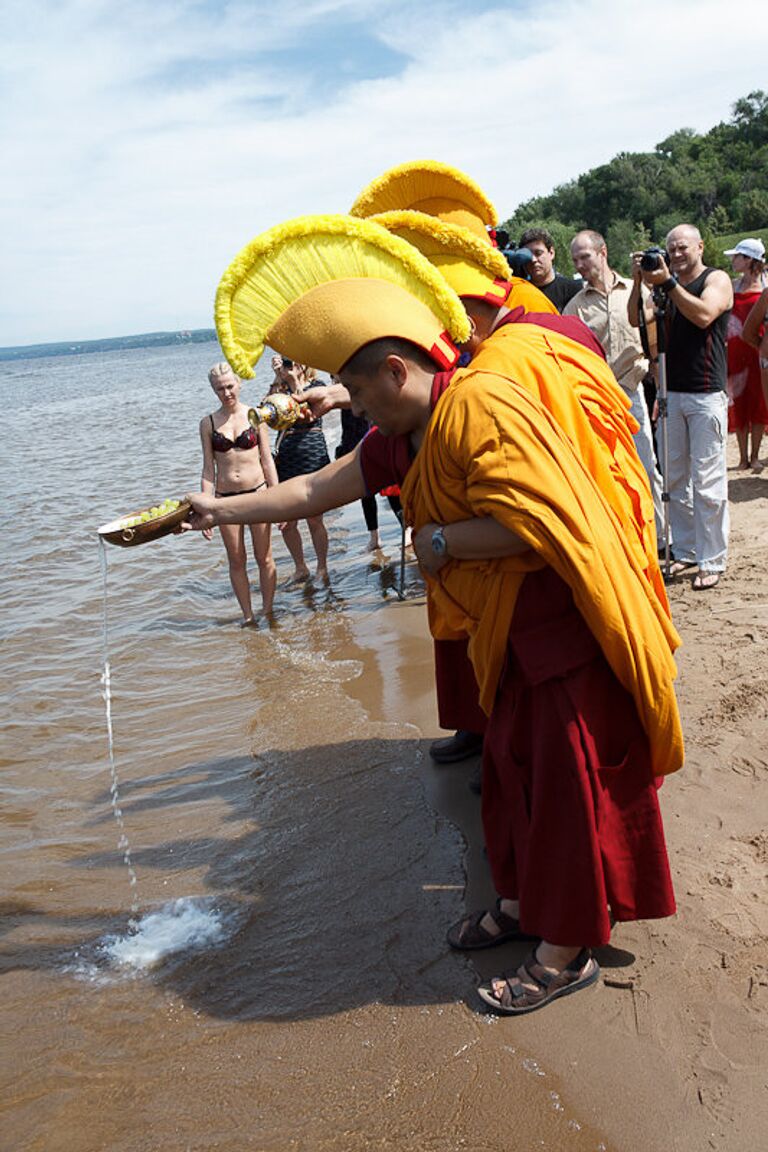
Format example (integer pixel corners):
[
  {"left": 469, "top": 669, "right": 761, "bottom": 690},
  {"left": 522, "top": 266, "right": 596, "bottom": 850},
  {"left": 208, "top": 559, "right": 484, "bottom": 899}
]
[{"left": 247, "top": 392, "right": 310, "bottom": 431}]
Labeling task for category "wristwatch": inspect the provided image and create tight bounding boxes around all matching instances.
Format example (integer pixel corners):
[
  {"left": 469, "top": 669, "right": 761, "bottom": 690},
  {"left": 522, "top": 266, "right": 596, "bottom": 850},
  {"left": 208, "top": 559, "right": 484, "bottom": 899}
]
[{"left": 431, "top": 526, "right": 448, "bottom": 557}]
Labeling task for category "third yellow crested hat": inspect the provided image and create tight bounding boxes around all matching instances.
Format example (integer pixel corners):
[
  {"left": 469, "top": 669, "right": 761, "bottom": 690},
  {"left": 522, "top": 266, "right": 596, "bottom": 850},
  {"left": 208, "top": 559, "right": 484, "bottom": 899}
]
[
  {"left": 350, "top": 160, "right": 497, "bottom": 242},
  {"left": 371, "top": 210, "right": 558, "bottom": 315},
  {"left": 214, "top": 214, "right": 471, "bottom": 378}
]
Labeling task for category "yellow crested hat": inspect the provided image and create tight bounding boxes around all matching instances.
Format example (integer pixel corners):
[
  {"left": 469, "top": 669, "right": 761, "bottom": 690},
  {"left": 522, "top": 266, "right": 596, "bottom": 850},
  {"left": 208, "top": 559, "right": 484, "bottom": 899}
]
[
  {"left": 214, "top": 215, "right": 470, "bottom": 377},
  {"left": 350, "top": 160, "right": 497, "bottom": 242},
  {"left": 370, "top": 210, "right": 512, "bottom": 305}
]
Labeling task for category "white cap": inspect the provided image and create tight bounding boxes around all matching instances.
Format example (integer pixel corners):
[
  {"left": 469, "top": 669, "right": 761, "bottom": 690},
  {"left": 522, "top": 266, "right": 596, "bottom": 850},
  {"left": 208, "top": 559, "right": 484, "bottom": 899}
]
[{"left": 723, "top": 238, "right": 765, "bottom": 260}]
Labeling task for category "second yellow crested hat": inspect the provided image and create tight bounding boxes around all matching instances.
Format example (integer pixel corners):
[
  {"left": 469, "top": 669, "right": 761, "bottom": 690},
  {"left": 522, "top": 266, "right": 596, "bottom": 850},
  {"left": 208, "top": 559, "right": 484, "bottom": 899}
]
[
  {"left": 371, "top": 210, "right": 559, "bottom": 315},
  {"left": 350, "top": 160, "right": 497, "bottom": 242},
  {"left": 214, "top": 215, "right": 471, "bottom": 378},
  {"left": 370, "top": 210, "right": 512, "bottom": 305}
]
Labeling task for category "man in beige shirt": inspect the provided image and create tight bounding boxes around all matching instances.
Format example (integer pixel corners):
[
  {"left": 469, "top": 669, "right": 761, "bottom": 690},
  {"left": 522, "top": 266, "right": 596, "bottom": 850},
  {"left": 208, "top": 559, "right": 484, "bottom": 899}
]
[{"left": 565, "top": 230, "right": 664, "bottom": 547}]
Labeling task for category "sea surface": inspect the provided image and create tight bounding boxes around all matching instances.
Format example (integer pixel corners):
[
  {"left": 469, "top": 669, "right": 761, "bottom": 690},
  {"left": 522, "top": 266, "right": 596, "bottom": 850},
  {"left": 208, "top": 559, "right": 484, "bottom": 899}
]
[{"left": 0, "top": 342, "right": 608, "bottom": 1151}]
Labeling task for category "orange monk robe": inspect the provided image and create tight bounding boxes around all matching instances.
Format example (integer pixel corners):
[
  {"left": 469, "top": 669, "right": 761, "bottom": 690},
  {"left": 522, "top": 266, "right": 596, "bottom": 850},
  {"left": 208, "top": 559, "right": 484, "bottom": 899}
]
[
  {"left": 401, "top": 369, "right": 683, "bottom": 779},
  {"left": 503, "top": 276, "right": 558, "bottom": 315},
  {"left": 471, "top": 319, "right": 667, "bottom": 610}
]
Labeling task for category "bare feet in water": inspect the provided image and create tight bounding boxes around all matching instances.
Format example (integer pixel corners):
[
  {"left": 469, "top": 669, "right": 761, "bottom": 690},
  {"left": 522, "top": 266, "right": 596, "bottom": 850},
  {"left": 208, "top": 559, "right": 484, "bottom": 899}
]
[{"left": 284, "top": 568, "right": 310, "bottom": 587}]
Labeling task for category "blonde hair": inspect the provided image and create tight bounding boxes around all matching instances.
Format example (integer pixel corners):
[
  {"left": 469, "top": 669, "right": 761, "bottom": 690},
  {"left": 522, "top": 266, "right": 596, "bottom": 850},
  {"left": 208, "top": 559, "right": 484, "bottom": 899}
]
[{"left": 208, "top": 361, "right": 239, "bottom": 385}]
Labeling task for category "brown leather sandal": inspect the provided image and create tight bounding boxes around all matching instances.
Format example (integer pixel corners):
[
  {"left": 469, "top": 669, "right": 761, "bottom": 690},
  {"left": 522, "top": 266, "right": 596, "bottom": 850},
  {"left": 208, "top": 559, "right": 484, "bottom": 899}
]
[
  {"left": 478, "top": 947, "right": 600, "bottom": 1014},
  {"left": 447, "top": 898, "right": 536, "bottom": 950}
]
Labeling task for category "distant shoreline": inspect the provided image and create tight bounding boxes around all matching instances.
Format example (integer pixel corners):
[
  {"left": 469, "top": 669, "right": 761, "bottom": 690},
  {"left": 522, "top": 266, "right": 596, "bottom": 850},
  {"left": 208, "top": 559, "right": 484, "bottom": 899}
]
[{"left": 0, "top": 329, "right": 218, "bottom": 362}]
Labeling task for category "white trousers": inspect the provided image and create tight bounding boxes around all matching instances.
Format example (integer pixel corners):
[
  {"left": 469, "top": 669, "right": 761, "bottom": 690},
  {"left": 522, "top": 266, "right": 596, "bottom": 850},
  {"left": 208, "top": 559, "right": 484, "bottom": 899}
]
[
  {"left": 665, "top": 391, "right": 729, "bottom": 572},
  {"left": 627, "top": 386, "right": 665, "bottom": 547}
]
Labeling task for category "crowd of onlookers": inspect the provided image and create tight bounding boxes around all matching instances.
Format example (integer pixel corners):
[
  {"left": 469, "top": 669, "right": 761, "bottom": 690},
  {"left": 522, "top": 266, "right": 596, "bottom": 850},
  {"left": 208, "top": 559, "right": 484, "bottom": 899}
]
[
  {"left": 505, "top": 226, "right": 766, "bottom": 592},
  {"left": 200, "top": 224, "right": 766, "bottom": 622}
]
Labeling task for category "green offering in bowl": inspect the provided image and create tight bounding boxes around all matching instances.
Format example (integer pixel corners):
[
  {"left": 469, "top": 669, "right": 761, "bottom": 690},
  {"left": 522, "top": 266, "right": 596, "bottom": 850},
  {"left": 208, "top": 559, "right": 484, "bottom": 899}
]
[{"left": 98, "top": 498, "right": 191, "bottom": 547}]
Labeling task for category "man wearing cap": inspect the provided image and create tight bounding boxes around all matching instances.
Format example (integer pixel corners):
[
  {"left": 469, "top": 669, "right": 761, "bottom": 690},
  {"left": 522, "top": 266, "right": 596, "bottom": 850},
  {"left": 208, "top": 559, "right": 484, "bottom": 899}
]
[
  {"left": 564, "top": 230, "right": 665, "bottom": 549},
  {"left": 629, "top": 224, "right": 733, "bottom": 591},
  {"left": 186, "top": 213, "right": 681, "bottom": 1016}
]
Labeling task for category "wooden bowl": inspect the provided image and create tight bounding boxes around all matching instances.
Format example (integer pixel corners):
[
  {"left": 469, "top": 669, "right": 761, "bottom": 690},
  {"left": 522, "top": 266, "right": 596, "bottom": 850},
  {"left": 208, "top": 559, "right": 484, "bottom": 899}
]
[{"left": 97, "top": 500, "right": 191, "bottom": 548}]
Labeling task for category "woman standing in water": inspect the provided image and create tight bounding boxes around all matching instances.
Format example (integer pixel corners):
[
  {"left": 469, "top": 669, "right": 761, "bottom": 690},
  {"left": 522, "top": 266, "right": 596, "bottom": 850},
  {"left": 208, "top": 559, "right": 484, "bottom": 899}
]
[
  {"left": 269, "top": 359, "right": 330, "bottom": 583},
  {"left": 200, "top": 362, "right": 278, "bottom": 624}
]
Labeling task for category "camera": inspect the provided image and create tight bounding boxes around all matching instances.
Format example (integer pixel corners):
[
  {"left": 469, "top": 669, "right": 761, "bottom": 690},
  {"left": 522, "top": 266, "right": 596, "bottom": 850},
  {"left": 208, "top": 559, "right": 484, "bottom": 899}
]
[
  {"left": 502, "top": 246, "right": 534, "bottom": 279},
  {"left": 640, "top": 246, "right": 668, "bottom": 272}
]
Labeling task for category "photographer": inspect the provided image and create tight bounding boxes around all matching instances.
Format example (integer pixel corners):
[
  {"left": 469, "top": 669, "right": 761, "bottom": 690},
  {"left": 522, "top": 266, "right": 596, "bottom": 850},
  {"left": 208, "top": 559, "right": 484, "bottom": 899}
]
[{"left": 629, "top": 225, "right": 733, "bottom": 590}]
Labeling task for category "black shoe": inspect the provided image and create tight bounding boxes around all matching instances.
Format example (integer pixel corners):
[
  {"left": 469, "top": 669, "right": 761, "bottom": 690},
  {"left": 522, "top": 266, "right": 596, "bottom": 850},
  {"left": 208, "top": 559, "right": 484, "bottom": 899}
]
[{"left": 429, "top": 729, "right": 484, "bottom": 764}]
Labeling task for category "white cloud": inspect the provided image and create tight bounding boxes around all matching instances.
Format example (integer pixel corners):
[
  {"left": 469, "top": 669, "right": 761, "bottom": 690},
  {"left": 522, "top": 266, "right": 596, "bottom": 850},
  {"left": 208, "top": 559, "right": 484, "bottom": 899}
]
[{"left": 1, "top": 0, "right": 766, "bottom": 344}]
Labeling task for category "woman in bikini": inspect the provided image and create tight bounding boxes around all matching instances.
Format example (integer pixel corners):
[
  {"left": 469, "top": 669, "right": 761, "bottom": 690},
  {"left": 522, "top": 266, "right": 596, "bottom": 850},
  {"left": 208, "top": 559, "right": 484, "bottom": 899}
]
[{"left": 200, "top": 362, "right": 278, "bottom": 624}]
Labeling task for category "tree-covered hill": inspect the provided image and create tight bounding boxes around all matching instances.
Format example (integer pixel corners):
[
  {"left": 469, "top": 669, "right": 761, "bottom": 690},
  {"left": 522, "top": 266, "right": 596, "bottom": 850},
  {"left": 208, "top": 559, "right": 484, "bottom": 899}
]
[{"left": 501, "top": 91, "right": 768, "bottom": 276}]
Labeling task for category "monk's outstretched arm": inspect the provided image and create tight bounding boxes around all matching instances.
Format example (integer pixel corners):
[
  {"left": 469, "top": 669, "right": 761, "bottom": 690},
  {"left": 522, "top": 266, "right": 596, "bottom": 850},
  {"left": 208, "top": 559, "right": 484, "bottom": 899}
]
[{"left": 184, "top": 451, "right": 365, "bottom": 531}]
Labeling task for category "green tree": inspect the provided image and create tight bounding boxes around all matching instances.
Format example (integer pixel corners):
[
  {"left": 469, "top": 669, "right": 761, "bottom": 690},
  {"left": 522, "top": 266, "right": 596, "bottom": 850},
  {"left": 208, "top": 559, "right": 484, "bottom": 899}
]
[
  {"left": 605, "top": 221, "right": 652, "bottom": 276},
  {"left": 498, "top": 91, "right": 768, "bottom": 255}
]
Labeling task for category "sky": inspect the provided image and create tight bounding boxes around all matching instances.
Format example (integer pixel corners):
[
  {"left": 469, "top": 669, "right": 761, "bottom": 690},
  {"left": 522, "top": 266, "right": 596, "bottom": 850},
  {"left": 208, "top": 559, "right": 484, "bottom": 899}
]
[{"left": 2, "top": 0, "right": 767, "bottom": 347}]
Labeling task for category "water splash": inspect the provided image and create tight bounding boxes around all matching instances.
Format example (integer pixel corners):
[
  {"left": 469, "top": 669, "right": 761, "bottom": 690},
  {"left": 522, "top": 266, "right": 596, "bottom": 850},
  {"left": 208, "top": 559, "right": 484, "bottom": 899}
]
[
  {"left": 99, "top": 539, "right": 140, "bottom": 928},
  {"left": 68, "top": 897, "right": 232, "bottom": 981},
  {"left": 103, "top": 897, "right": 227, "bottom": 970}
]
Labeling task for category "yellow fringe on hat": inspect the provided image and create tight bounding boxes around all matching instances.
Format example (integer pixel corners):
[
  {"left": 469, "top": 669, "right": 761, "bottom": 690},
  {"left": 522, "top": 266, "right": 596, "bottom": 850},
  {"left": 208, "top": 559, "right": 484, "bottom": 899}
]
[
  {"left": 215, "top": 214, "right": 470, "bottom": 378},
  {"left": 370, "top": 210, "right": 511, "bottom": 282},
  {"left": 350, "top": 160, "right": 497, "bottom": 237}
]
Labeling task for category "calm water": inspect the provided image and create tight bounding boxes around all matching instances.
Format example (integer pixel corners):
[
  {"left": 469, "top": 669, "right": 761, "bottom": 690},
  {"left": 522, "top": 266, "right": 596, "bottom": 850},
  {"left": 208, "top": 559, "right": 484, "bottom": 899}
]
[{"left": 0, "top": 342, "right": 608, "bottom": 1151}]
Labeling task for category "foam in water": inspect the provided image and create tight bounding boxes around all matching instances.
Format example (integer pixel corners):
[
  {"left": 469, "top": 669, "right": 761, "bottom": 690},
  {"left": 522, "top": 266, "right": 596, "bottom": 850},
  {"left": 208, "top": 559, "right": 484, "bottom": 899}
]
[{"left": 103, "top": 897, "right": 227, "bottom": 970}]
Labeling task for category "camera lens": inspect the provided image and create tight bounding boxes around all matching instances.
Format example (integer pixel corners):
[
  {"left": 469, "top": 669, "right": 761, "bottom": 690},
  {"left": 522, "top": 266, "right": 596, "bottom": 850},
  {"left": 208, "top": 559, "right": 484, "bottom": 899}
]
[{"left": 640, "top": 247, "right": 664, "bottom": 272}]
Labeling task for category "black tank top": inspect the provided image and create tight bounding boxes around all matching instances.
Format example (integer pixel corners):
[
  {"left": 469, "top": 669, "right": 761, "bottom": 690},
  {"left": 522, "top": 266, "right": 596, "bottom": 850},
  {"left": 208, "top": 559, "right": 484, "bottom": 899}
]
[{"left": 665, "top": 268, "right": 730, "bottom": 393}]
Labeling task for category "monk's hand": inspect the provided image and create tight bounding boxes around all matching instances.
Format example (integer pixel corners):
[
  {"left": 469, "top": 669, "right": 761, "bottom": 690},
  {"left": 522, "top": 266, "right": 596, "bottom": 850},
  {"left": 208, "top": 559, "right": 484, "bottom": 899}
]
[
  {"left": 182, "top": 491, "right": 219, "bottom": 532},
  {"left": 293, "top": 382, "right": 350, "bottom": 417},
  {"left": 413, "top": 522, "right": 449, "bottom": 576}
]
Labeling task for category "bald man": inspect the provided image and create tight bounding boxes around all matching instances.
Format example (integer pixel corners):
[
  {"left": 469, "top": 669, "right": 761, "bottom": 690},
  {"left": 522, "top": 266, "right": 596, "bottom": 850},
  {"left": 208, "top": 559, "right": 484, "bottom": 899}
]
[{"left": 629, "top": 224, "right": 733, "bottom": 591}]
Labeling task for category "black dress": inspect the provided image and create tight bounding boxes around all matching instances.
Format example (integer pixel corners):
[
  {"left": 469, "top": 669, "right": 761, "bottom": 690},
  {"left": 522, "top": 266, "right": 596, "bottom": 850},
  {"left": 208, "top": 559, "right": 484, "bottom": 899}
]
[{"left": 275, "top": 382, "right": 331, "bottom": 482}]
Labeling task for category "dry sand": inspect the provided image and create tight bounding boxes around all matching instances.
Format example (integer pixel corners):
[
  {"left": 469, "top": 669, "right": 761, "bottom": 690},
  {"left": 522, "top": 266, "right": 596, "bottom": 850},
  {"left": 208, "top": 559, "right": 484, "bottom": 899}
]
[{"left": 350, "top": 460, "right": 768, "bottom": 1152}]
